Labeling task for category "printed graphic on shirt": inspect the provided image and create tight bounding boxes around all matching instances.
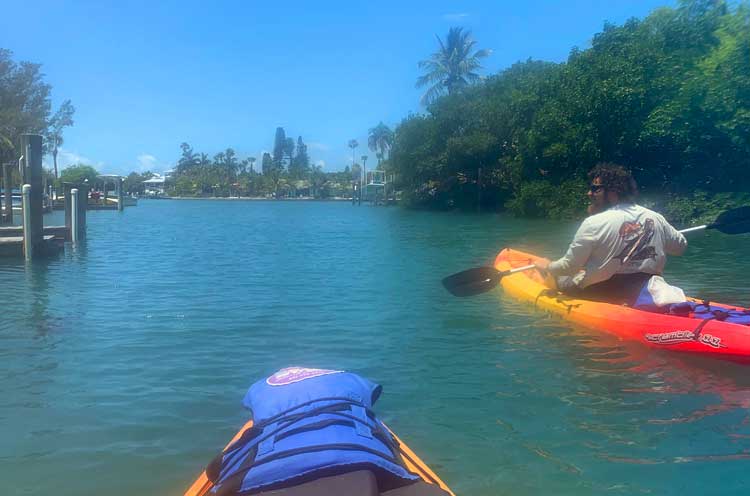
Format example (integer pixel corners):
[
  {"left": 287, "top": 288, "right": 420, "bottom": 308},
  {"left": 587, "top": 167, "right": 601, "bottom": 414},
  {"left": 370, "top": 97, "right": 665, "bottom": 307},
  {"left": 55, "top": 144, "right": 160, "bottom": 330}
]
[{"left": 616, "top": 218, "right": 656, "bottom": 263}]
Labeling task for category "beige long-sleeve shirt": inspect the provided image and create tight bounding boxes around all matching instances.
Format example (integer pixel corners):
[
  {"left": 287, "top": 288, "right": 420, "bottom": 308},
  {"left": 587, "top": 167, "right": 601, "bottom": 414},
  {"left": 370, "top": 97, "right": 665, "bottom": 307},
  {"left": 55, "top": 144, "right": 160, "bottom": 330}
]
[{"left": 548, "top": 203, "right": 687, "bottom": 288}]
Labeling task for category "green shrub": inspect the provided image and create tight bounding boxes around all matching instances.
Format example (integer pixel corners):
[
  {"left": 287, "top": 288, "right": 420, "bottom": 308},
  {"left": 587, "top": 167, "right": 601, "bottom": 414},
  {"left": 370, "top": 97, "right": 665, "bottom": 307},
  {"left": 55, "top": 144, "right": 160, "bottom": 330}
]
[
  {"left": 57, "top": 164, "right": 99, "bottom": 188},
  {"left": 644, "top": 191, "right": 750, "bottom": 227},
  {"left": 506, "top": 179, "right": 588, "bottom": 219}
]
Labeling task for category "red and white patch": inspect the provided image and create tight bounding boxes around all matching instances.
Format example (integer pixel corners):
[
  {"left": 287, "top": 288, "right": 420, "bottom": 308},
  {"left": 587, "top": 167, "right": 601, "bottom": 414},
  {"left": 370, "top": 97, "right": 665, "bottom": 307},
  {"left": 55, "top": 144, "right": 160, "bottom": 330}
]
[
  {"left": 266, "top": 367, "right": 343, "bottom": 386},
  {"left": 619, "top": 221, "right": 643, "bottom": 238}
]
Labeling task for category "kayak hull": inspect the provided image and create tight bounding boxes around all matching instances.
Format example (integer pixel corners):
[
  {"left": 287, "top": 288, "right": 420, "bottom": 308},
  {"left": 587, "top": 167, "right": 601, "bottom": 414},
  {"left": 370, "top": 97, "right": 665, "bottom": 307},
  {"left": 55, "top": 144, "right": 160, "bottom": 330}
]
[
  {"left": 185, "top": 419, "right": 454, "bottom": 496},
  {"left": 495, "top": 248, "right": 750, "bottom": 363}
]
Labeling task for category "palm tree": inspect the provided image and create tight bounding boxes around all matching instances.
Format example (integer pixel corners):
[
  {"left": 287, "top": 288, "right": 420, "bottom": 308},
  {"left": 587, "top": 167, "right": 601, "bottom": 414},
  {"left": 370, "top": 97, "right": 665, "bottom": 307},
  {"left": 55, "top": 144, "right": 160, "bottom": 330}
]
[
  {"left": 367, "top": 122, "right": 393, "bottom": 166},
  {"left": 248, "top": 156, "right": 256, "bottom": 174},
  {"left": 348, "top": 139, "right": 358, "bottom": 167},
  {"left": 416, "top": 27, "right": 491, "bottom": 105}
]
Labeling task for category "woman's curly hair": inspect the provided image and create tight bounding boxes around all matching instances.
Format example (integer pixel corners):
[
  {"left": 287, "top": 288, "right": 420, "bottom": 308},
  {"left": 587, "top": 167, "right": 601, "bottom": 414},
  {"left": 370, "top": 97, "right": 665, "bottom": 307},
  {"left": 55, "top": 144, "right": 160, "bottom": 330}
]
[{"left": 588, "top": 162, "right": 638, "bottom": 201}]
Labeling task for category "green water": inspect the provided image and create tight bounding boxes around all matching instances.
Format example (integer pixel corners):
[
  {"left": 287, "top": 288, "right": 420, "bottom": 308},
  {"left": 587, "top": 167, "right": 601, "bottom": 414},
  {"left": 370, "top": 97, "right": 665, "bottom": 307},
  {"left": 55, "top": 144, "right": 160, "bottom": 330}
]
[{"left": 1, "top": 200, "right": 749, "bottom": 495}]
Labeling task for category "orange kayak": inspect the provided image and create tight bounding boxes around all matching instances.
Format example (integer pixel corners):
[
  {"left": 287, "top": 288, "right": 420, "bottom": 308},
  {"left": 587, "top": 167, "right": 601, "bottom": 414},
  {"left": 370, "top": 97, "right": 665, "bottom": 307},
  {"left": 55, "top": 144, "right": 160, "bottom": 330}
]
[
  {"left": 185, "top": 420, "right": 454, "bottom": 496},
  {"left": 495, "top": 248, "right": 750, "bottom": 363}
]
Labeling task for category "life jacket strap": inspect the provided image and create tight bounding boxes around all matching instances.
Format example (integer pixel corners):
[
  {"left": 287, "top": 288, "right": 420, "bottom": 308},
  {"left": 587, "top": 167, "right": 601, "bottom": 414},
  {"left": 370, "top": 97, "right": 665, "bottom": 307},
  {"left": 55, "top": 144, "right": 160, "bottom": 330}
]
[
  {"left": 255, "top": 396, "right": 363, "bottom": 428},
  {"left": 257, "top": 421, "right": 278, "bottom": 456},
  {"left": 213, "top": 408, "right": 406, "bottom": 492},
  {"left": 352, "top": 405, "right": 373, "bottom": 439},
  {"left": 252, "top": 443, "right": 402, "bottom": 469},
  {"left": 218, "top": 399, "right": 396, "bottom": 475}
]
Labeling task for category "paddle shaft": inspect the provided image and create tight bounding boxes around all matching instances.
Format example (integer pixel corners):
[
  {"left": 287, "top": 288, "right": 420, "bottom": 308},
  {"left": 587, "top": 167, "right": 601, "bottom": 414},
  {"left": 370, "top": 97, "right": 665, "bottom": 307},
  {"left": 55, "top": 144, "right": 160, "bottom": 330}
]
[
  {"left": 507, "top": 264, "right": 536, "bottom": 275},
  {"left": 679, "top": 224, "right": 708, "bottom": 234},
  {"left": 623, "top": 224, "right": 698, "bottom": 264}
]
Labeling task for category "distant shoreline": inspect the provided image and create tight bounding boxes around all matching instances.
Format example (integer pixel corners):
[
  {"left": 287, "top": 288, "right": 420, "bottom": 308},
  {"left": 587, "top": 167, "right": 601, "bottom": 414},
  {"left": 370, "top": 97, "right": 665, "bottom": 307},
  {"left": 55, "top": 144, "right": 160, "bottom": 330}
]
[{"left": 146, "top": 196, "right": 354, "bottom": 201}]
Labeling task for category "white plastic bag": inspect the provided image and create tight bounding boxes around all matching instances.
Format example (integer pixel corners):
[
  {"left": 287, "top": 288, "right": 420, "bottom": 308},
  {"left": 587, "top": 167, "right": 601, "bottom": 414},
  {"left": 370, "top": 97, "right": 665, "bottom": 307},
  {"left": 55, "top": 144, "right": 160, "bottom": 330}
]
[{"left": 647, "top": 275, "right": 687, "bottom": 306}]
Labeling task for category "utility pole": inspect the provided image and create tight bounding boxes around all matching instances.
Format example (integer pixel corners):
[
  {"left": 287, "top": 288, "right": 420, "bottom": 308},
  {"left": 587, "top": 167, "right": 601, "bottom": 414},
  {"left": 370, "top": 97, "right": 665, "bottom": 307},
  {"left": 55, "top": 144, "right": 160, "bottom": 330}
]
[
  {"left": 348, "top": 139, "right": 359, "bottom": 205},
  {"left": 361, "top": 155, "right": 368, "bottom": 203}
]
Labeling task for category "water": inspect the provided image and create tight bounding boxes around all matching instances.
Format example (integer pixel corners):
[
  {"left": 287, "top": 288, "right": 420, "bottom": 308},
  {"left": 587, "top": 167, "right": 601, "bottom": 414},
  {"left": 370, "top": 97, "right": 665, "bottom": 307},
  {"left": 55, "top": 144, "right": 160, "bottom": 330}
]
[{"left": 1, "top": 200, "right": 749, "bottom": 496}]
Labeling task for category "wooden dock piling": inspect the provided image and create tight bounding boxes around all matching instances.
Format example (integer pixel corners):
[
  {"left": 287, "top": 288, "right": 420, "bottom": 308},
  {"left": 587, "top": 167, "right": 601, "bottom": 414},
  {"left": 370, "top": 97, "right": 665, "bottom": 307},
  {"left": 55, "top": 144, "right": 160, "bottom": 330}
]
[
  {"left": 117, "top": 177, "right": 124, "bottom": 211},
  {"left": 71, "top": 188, "right": 79, "bottom": 243},
  {"left": 63, "top": 182, "right": 73, "bottom": 240},
  {"left": 63, "top": 182, "right": 88, "bottom": 241},
  {"left": 1, "top": 162, "right": 12, "bottom": 224},
  {"left": 21, "top": 134, "right": 44, "bottom": 256},
  {"left": 1, "top": 135, "right": 88, "bottom": 258},
  {"left": 22, "top": 185, "right": 32, "bottom": 259}
]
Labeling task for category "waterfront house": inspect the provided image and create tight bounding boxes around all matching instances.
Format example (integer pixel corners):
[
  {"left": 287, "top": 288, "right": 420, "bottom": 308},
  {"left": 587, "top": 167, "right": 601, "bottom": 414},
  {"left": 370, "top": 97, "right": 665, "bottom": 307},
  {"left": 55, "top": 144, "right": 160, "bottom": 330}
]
[{"left": 143, "top": 174, "right": 166, "bottom": 196}]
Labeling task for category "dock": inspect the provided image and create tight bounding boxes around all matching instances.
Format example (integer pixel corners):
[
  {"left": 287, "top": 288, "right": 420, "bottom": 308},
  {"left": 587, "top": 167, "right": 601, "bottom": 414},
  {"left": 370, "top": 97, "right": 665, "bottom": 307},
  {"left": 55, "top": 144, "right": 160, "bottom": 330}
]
[
  {"left": 354, "top": 170, "right": 397, "bottom": 205},
  {"left": 1, "top": 139, "right": 137, "bottom": 259},
  {"left": 0, "top": 134, "right": 112, "bottom": 259},
  {"left": 0, "top": 234, "right": 58, "bottom": 257}
]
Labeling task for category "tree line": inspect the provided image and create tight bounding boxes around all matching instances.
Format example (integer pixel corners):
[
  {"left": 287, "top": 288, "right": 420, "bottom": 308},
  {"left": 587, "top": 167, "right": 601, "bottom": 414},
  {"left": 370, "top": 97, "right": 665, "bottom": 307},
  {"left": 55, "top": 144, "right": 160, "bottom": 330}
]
[
  {"left": 167, "top": 128, "right": 353, "bottom": 198},
  {"left": 390, "top": 0, "right": 750, "bottom": 221},
  {"left": 164, "top": 122, "right": 396, "bottom": 199},
  {"left": 50, "top": 124, "right": 396, "bottom": 200}
]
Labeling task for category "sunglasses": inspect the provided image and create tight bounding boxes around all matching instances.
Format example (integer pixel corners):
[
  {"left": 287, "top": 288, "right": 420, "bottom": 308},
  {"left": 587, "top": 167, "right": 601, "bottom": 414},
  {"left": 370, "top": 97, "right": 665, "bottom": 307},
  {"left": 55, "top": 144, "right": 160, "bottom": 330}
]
[{"left": 589, "top": 183, "right": 605, "bottom": 193}]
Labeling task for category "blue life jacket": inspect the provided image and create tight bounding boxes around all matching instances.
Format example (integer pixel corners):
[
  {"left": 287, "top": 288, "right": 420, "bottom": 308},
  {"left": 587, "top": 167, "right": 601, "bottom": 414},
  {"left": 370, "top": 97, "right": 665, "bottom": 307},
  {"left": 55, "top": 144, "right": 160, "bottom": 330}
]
[
  {"left": 667, "top": 301, "right": 750, "bottom": 326},
  {"left": 634, "top": 281, "right": 750, "bottom": 326},
  {"left": 208, "top": 367, "right": 419, "bottom": 495}
]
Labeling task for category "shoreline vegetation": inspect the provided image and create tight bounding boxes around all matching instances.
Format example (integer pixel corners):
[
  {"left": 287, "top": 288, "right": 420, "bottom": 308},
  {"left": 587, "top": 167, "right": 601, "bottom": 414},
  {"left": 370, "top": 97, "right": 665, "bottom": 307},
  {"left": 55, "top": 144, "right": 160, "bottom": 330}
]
[
  {"left": 156, "top": 196, "right": 354, "bottom": 201},
  {"left": 129, "top": 1, "right": 750, "bottom": 226},
  {"left": 3, "top": 1, "right": 748, "bottom": 227},
  {"left": 386, "top": 0, "right": 749, "bottom": 226}
]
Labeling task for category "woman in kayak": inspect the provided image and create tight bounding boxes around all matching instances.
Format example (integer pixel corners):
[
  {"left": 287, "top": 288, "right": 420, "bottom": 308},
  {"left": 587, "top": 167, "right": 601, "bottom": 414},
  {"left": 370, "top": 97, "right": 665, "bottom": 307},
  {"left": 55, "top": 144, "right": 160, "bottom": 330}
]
[{"left": 534, "top": 163, "right": 687, "bottom": 305}]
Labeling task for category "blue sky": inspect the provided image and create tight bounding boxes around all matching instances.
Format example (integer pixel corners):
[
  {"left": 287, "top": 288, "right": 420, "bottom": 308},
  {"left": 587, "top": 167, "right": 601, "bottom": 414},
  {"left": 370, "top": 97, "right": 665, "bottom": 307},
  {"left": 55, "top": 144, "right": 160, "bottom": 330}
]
[{"left": 2, "top": 0, "right": 674, "bottom": 176}]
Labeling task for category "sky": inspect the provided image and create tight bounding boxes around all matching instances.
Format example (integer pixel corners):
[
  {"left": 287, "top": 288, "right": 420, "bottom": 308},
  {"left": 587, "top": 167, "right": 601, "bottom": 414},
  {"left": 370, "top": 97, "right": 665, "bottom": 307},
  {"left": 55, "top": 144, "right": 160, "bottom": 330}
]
[{"left": 1, "top": 0, "right": 675, "bottom": 176}]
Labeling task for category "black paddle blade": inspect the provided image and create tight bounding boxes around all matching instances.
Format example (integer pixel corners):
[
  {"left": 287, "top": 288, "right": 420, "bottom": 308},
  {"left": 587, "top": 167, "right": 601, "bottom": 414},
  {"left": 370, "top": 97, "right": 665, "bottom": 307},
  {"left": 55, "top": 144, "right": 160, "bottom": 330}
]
[
  {"left": 709, "top": 206, "right": 750, "bottom": 235},
  {"left": 442, "top": 266, "right": 502, "bottom": 297}
]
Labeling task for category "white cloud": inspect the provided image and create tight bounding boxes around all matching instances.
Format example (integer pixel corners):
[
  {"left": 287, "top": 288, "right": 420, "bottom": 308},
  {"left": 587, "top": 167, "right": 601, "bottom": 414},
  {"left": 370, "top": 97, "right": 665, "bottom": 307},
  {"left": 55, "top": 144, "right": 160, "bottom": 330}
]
[
  {"left": 307, "top": 142, "right": 330, "bottom": 152},
  {"left": 316, "top": 160, "right": 326, "bottom": 169},
  {"left": 442, "top": 13, "right": 470, "bottom": 21},
  {"left": 42, "top": 149, "right": 165, "bottom": 176},
  {"left": 45, "top": 147, "right": 104, "bottom": 172},
  {"left": 137, "top": 154, "right": 158, "bottom": 172}
]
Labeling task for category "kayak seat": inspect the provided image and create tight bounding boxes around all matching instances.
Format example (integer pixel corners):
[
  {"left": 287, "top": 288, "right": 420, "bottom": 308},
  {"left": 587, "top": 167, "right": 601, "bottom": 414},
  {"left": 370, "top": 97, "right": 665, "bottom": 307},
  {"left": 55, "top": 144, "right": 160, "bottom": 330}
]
[
  {"left": 255, "top": 470, "right": 377, "bottom": 495},
  {"left": 253, "top": 470, "right": 450, "bottom": 496}
]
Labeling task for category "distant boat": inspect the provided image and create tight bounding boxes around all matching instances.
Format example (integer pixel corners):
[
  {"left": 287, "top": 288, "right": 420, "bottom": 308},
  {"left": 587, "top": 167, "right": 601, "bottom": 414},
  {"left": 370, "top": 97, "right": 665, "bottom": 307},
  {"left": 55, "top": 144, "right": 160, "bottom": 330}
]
[
  {"left": 1, "top": 189, "right": 22, "bottom": 208},
  {"left": 2, "top": 188, "right": 53, "bottom": 210}
]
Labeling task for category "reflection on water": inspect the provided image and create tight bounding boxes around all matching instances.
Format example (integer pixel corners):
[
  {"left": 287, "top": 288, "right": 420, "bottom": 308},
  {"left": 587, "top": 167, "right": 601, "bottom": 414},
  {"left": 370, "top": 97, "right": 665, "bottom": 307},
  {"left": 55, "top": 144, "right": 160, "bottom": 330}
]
[{"left": 485, "top": 299, "right": 750, "bottom": 494}]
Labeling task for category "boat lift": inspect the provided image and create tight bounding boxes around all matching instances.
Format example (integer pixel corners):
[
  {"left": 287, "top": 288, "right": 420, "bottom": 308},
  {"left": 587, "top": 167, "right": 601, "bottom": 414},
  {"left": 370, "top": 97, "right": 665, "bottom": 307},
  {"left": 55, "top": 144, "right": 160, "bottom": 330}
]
[{"left": 362, "top": 170, "right": 386, "bottom": 204}]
